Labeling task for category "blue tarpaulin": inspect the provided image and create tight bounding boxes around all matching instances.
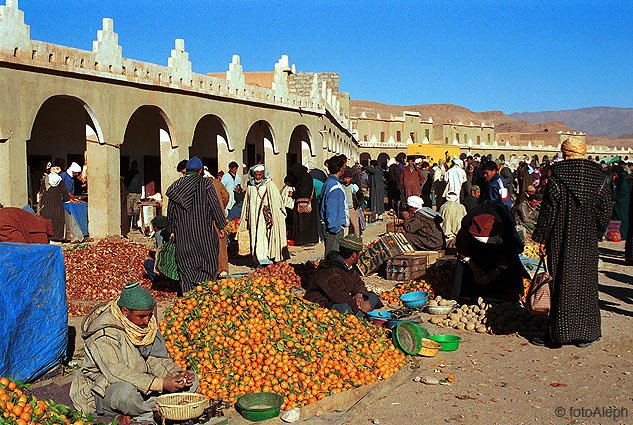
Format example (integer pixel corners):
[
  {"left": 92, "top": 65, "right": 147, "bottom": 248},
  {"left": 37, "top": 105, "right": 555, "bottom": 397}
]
[
  {"left": 64, "top": 202, "right": 89, "bottom": 237},
  {"left": 0, "top": 242, "right": 68, "bottom": 382}
]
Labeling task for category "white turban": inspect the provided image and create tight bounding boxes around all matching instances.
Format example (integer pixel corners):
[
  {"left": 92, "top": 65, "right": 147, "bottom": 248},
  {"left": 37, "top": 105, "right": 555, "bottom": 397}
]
[
  {"left": 407, "top": 196, "right": 424, "bottom": 210},
  {"left": 446, "top": 192, "right": 459, "bottom": 203},
  {"left": 453, "top": 158, "right": 464, "bottom": 168},
  {"left": 414, "top": 158, "right": 423, "bottom": 164},
  {"left": 253, "top": 164, "right": 265, "bottom": 172},
  {"left": 48, "top": 172, "right": 62, "bottom": 187},
  {"left": 68, "top": 162, "right": 82, "bottom": 174}
]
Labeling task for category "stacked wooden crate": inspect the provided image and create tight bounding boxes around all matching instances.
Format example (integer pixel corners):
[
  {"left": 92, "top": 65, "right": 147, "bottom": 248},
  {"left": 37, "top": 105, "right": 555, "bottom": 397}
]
[{"left": 386, "top": 250, "right": 444, "bottom": 281}]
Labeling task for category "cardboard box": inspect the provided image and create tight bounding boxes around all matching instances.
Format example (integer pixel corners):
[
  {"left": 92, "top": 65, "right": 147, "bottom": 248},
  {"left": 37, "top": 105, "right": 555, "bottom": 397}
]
[
  {"left": 357, "top": 239, "right": 390, "bottom": 276},
  {"left": 379, "top": 233, "right": 415, "bottom": 257}
]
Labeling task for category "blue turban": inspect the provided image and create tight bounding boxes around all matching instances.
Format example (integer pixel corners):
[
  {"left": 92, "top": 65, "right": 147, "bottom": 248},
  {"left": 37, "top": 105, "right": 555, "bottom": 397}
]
[{"left": 186, "top": 156, "right": 203, "bottom": 170}]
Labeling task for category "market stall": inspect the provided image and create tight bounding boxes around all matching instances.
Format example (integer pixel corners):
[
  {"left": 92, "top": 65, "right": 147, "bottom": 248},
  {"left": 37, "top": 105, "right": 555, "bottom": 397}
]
[{"left": 63, "top": 201, "right": 88, "bottom": 242}]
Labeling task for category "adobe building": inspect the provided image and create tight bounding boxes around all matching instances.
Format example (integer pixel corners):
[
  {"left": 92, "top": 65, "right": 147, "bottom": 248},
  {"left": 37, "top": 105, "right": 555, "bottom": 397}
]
[{"left": 0, "top": 0, "right": 358, "bottom": 238}]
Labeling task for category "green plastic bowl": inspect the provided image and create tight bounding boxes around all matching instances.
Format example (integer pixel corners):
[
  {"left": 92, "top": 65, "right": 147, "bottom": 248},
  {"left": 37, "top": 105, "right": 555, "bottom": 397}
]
[
  {"left": 428, "top": 334, "right": 462, "bottom": 351},
  {"left": 236, "top": 392, "right": 283, "bottom": 422},
  {"left": 391, "top": 321, "right": 430, "bottom": 355}
]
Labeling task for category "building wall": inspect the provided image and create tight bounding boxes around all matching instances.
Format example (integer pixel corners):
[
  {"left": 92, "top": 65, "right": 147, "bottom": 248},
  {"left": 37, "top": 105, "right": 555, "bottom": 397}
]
[
  {"left": 442, "top": 123, "right": 495, "bottom": 146},
  {"left": 351, "top": 114, "right": 433, "bottom": 145},
  {"left": 288, "top": 72, "right": 340, "bottom": 97},
  {"left": 0, "top": 5, "right": 359, "bottom": 238}
]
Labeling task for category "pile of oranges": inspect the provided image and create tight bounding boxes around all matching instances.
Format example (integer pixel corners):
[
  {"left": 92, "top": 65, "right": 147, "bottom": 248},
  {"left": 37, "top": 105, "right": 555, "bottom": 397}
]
[
  {"left": 224, "top": 219, "right": 240, "bottom": 234},
  {"left": 160, "top": 277, "right": 406, "bottom": 411},
  {"left": 0, "top": 377, "right": 100, "bottom": 425},
  {"left": 380, "top": 263, "right": 455, "bottom": 305}
]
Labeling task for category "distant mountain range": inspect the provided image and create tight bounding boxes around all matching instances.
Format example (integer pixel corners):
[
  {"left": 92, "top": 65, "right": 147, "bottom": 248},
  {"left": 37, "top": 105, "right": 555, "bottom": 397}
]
[
  {"left": 349, "top": 100, "right": 633, "bottom": 148},
  {"left": 509, "top": 107, "right": 633, "bottom": 139}
]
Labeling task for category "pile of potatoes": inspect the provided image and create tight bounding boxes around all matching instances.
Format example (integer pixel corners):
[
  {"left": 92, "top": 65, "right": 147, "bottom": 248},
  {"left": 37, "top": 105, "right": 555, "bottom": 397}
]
[
  {"left": 427, "top": 296, "right": 455, "bottom": 307},
  {"left": 428, "top": 297, "right": 548, "bottom": 334}
]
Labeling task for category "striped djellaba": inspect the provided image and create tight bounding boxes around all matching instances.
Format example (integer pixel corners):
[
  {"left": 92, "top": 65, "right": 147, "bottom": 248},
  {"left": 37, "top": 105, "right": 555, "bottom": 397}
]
[
  {"left": 533, "top": 159, "right": 612, "bottom": 345},
  {"left": 166, "top": 173, "right": 227, "bottom": 293}
]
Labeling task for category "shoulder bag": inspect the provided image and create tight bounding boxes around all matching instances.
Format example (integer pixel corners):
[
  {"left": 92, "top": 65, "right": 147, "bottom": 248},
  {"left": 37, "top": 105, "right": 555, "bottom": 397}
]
[
  {"left": 155, "top": 240, "right": 180, "bottom": 281},
  {"left": 295, "top": 187, "right": 314, "bottom": 214},
  {"left": 525, "top": 256, "right": 551, "bottom": 315}
]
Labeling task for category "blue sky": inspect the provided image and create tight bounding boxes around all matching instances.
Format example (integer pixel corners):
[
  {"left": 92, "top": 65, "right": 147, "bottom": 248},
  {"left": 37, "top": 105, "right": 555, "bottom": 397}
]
[{"left": 18, "top": 0, "right": 633, "bottom": 113}]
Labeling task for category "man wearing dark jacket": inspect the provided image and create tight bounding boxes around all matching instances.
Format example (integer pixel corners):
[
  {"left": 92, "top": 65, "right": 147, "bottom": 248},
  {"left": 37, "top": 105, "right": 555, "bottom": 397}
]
[
  {"left": 401, "top": 196, "right": 444, "bottom": 251},
  {"left": 304, "top": 235, "right": 382, "bottom": 316},
  {"left": 463, "top": 185, "right": 480, "bottom": 213}
]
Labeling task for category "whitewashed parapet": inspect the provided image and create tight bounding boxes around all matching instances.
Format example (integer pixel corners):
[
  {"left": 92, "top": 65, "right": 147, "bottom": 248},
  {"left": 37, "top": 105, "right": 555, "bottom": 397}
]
[
  {"left": 168, "top": 39, "right": 192, "bottom": 85},
  {"left": 0, "top": 0, "right": 30, "bottom": 55},
  {"left": 272, "top": 55, "right": 290, "bottom": 98},
  {"left": 93, "top": 18, "right": 122, "bottom": 73},
  {"left": 0, "top": 2, "right": 361, "bottom": 132},
  {"left": 226, "top": 54, "right": 245, "bottom": 88}
]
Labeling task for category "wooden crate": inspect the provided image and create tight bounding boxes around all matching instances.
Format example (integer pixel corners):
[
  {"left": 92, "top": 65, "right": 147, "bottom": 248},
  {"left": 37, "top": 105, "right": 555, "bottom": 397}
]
[
  {"left": 385, "top": 221, "right": 404, "bottom": 233},
  {"left": 386, "top": 265, "right": 427, "bottom": 281},
  {"left": 388, "top": 251, "right": 429, "bottom": 267},
  {"left": 363, "top": 211, "right": 378, "bottom": 223},
  {"left": 386, "top": 252, "right": 428, "bottom": 281},
  {"left": 413, "top": 250, "right": 444, "bottom": 266}
]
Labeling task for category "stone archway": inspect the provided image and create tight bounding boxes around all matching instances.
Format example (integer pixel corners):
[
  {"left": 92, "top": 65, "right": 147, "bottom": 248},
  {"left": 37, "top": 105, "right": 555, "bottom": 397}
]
[
  {"left": 27, "top": 95, "right": 103, "bottom": 206},
  {"left": 244, "top": 120, "right": 275, "bottom": 170},
  {"left": 190, "top": 114, "right": 230, "bottom": 176},
  {"left": 377, "top": 152, "right": 390, "bottom": 169},
  {"left": 122, "top": 106, "right": 171, "bottom": 197},
  {"left": 360, "top": 152, "right": 371, "bottom": 167},
  {"left": 120, "top": 106, "right": 172, "bottom": 235},
  {"left": 287, "top": 125, "right": 312, "bottom": 174}
]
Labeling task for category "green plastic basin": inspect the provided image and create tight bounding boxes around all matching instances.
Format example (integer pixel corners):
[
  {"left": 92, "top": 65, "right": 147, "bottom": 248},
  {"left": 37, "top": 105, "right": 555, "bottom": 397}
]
[
  {"left": 236, "top": 392, "right": 283, "bottom": 422},
  {"left": 428, "top": 334, "right": 462, "bottom": 351},
  {"left": 391, "top": 321, "right": 430, "bottom": 355}
]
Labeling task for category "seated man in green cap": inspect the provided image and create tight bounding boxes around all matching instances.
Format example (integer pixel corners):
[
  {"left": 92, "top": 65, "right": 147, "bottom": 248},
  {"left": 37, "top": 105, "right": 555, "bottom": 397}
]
[
  {"left": 70, "top": 282, "right": 197, "bottom": 424},
  {"left": 304, "top": 234, "right": 383, "bottom": 317}
]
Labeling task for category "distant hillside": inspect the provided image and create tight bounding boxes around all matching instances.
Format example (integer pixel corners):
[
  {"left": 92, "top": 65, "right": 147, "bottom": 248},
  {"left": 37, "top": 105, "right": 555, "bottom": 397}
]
[
  {"left": 509, "top": 107, "right": 633, "bottom": 138},
  {"left": 349, "top": 101, "right": 512, "bottom": 125}
]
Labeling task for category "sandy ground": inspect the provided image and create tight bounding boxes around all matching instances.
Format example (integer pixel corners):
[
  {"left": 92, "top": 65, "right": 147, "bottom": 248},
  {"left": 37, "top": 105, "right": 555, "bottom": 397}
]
[{"left": 32, "top": 221, "right": 633, "bottom": 424}]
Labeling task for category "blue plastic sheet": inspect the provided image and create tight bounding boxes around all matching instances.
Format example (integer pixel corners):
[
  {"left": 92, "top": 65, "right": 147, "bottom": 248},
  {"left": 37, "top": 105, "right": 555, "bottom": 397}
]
[
  {"left": 64, "top": 202, "right": 89, "bottom": 237},
  {"left": 0, "top": 242, "right": 68, "bottom": 382}
]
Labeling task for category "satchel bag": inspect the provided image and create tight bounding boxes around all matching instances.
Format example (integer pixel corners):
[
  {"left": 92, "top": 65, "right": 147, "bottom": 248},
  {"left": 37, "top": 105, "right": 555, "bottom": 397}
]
[
  {"left": 526, "top": 256, "right": 551, "bottom": 315},
  {"left": 155, "top": 240, "right": 179, "bottom": 281},
  {"left": 237, "top": 228, "right": 251, "bottom": 256},
  {"left": 295, "top": 187, "right": 314, "bottom": 214}
]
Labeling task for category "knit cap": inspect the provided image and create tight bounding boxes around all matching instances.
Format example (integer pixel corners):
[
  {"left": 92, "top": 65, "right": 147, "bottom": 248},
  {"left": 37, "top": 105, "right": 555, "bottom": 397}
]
[
  {"left": 152, "top": 215, "right": 169, "bottom": 229},
  {"left": 117, "top": 282, "right": 156, "bottom": 311},
  {"left": 339, "top": 234, "right": 364, "bottom": 252},
  {"left": 186, "top": 156, "right": 203, "bottom": 170}
]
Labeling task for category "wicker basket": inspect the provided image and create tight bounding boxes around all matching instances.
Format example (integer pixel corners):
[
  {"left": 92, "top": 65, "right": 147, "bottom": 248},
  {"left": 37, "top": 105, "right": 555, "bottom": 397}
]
[
  {"left": 417, "top": 338, "right": 441, "bottom": 357},
  {"left": 155, "top": 393, "right": 209, "bottom": 420}
]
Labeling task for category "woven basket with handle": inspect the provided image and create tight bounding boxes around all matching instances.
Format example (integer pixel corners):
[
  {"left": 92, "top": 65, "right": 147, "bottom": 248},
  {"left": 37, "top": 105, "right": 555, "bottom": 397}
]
[
  {"left": 155, "top": 393, "right": 208, "bottom": 421},
  {"left": 418, "top": 338, "right": 441, "bottom": 357}
]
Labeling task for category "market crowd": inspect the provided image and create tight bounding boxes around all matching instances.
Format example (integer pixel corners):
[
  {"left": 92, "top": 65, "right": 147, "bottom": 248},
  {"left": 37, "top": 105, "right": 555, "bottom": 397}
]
[{"left": 3, "top": 138, "right": 632, "bottom": 424}]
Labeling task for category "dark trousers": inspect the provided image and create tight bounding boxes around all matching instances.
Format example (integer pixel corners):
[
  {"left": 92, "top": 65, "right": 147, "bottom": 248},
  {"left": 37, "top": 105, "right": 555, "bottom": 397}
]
[
  {"left": 144, "top": 259, "right": 157, "bottom": 281},
  {"left": 332, "top": 293, "right": 381, "bottom": 317},
  {"left": 322, "top": 223, "right": 343, "bottom": 256}
]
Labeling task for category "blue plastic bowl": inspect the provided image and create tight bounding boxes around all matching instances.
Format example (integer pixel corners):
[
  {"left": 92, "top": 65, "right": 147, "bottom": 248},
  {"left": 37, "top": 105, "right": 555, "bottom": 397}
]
[
  {"left": 386, "top": 319, "right": 416, "bottom": 328},
  {"left": 366, "top": 311, "right": 394, "bottom": 321},
  {"left": 399, "top": 291, "right": 430, "bottom": 309}
]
